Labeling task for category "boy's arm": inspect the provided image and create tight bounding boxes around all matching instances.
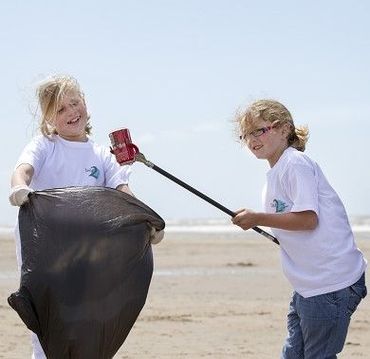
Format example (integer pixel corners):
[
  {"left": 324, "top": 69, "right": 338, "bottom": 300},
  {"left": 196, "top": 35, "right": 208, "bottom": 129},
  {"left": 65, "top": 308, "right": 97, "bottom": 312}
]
[{"left": 232, "top": 209, "right": 318, "bottom": 231}]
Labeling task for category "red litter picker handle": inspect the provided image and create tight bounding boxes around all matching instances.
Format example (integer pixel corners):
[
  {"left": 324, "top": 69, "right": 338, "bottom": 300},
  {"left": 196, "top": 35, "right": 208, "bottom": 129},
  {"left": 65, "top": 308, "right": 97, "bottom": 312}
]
[{"left": 109, "top": 128, "right": 279, "bottom": 245}]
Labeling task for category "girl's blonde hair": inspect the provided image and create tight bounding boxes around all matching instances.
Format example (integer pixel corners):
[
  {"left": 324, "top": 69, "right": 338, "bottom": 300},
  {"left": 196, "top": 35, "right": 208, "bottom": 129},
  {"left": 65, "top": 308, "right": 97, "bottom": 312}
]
[
  {"left": 37, "top": 75, "right": 92, "bottom": 137},
  {"left": 235, "top": 99, "right": 309, "bottom": 152}
]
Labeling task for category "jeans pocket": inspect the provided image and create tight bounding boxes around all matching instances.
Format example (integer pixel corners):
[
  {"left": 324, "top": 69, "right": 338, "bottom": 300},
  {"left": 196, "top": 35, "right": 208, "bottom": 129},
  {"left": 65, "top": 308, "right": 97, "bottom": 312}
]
[
  {"left": 351, "top": 284, "right": 367, "bottom": 299},
  {"left": 298, "top": 292, "right": 339, "bottom": 320},
  {"left": 351, "top": 273, "right": 367, "bottom": 298},
  {"left": 346, "top": 286, "right": 363, "bottom": 316}
]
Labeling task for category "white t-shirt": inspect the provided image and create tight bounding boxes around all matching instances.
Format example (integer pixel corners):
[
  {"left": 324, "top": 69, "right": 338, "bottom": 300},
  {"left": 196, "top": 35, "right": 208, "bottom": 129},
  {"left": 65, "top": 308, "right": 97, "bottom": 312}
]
[
  {"left": 263, "top": 147, "right": 367, "bottom": 298},
  {"left": 16, "top": 135, "right": 131, "bottom": 190},
  {"left": 14, "top": 134, "right": 132, "bottom": 268},
  {"left": 14, "top": 134, "right": 132, "bottom": 359}
]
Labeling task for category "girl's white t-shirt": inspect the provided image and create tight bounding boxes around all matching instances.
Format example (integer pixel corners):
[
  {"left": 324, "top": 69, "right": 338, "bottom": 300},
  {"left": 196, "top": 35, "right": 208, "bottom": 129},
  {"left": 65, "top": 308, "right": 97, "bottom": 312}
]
[
  {"left": 263, "top": 147, "right": 367, "bottom": 298},
  {"left": 14, "top": 135, "right": 132, "bottom": 358},
  {"left": 16, "top": 135, "right": 131, "bottom": 190},
  {"left": 14, "top": 135, "right": 132, "bottom": 266}
]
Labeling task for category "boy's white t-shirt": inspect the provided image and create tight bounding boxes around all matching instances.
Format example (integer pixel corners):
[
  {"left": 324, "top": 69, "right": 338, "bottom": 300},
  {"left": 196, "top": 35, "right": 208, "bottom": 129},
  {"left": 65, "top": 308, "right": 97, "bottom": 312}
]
[
  {"left": 16, "top": 135, "right": 131, "bottom": 190},
  {"left": 263, "top": 147, "right": 367, "bottom": 298}
]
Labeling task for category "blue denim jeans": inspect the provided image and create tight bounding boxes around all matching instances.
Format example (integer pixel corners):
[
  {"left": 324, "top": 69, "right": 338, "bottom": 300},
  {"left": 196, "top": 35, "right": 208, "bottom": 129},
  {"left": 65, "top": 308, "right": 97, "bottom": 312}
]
[{"left": 281, "top": 273, "right": 367, "bottom": 359}]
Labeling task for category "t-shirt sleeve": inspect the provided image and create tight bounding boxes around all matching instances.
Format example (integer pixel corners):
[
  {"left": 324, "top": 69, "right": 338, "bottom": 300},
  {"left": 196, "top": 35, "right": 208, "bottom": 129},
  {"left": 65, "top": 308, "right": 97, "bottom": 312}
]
[
  {"left": 15, "top": 136, "right": 50, "bottom": 177},
  {"left": 103, "top": 148, "right": 132, "bottom": 189},
  {"left": 282, "top": 162, "right": 319, "bottom": 215}
]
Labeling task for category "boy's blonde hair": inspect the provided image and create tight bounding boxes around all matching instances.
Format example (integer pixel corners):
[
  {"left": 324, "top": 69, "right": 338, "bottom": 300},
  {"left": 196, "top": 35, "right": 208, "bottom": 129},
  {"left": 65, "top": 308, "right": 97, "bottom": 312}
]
[
  {"left": 37, "top": 75, "right": 92, "bottom": 137},
  {"left": 235, "top": 99, "right": 309, "bottom": 152}
]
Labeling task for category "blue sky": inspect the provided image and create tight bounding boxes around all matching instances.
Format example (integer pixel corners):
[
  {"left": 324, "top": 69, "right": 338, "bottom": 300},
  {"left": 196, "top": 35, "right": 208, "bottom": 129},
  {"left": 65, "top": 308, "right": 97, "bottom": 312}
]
[{"left": 1, "top": 0, "right": 370, "bottom": 225}]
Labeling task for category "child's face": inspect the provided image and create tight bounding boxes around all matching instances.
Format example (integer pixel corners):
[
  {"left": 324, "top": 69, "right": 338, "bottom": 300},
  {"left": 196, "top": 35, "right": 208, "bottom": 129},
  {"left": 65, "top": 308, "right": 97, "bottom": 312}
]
[
  {"left": 51, "top": 90, "right": 88, "bottom": 142},
  {"left": 242, "top": 119, "right": 290, "bottom": 167}
]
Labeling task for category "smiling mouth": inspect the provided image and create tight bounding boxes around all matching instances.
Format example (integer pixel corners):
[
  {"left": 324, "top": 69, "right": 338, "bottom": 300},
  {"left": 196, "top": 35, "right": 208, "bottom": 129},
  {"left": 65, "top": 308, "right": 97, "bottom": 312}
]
[
  {"left": 253, "top": 144, "right": 263, "bottom": 151},
  {"left": 67, "top": 117, "right": 80, "bottom": 125}
]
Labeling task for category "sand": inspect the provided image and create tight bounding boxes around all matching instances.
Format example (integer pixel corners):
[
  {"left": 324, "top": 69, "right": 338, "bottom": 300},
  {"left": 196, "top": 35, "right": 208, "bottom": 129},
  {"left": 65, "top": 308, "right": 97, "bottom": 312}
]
[{"left": 1, "top": 230, "right": 369, "bottom": 358}]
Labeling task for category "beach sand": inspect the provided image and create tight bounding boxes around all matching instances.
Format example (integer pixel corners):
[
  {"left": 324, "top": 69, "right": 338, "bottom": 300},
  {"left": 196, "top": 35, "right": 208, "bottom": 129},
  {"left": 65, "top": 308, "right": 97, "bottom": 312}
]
[{"left": 1, "top": 230, "right": 369, "bottom": 358}]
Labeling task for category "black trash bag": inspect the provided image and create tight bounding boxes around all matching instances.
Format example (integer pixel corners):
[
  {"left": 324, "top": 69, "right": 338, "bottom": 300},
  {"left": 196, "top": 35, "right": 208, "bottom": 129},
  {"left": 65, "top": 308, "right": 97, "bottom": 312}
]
[{"left": 8, "top": 186, "right": 165, "bottom": 359}]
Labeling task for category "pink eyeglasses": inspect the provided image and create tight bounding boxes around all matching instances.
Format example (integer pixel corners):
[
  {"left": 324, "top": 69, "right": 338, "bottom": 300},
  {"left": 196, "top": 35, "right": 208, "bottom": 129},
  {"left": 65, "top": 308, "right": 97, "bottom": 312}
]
[{"left": 239, "top": 126, "right": 272, "bottom": 140}]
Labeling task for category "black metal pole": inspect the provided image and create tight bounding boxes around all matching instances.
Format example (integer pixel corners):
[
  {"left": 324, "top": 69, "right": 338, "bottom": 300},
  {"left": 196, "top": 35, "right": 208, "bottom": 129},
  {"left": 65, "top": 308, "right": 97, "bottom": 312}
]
[{"left": 150, "top": 163, "right": 279, "bottom": 245}]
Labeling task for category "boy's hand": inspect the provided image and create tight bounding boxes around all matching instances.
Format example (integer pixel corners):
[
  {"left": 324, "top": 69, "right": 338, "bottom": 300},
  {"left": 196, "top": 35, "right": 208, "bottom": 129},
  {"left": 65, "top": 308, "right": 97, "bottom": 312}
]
[
  {"left": 149, "top": 227, "right": 164, "bottom": 245},
  {"left": 9, "top": 185, "right": 34, "bottom": 207}
]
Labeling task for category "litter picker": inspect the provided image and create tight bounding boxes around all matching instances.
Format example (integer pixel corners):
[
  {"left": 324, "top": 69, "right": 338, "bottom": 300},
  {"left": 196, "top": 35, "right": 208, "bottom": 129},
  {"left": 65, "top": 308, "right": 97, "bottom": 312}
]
[{"left": 109, "top": 128, "right": 279, "bottom": 245}]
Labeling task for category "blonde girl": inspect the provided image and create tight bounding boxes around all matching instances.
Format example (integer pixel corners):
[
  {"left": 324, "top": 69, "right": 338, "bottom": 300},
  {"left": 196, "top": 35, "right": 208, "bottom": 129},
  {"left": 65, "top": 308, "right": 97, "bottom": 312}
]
[
  {"left": 9, "top": 74, "right": 163, "bottom": 359},
  {"left": 232, "top": 99, "right": 367, "bottom": 358}
]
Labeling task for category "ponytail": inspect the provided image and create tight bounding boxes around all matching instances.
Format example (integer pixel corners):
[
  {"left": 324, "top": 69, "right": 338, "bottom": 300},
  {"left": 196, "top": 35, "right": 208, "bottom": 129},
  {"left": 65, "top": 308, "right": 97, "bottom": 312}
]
[{"left": 288, "top": 125, "right": 309, "bottom": 152}]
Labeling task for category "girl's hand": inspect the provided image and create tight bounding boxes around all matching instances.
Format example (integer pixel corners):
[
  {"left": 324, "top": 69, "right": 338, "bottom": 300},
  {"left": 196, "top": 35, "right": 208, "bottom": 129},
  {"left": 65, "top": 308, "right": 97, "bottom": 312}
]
[
  {"left": 9, "top": 185, "right": 34, "bottom": 206},
  {"left": 10, "top": 163, "right": 35, "bottom": 206},
  {"left": 149, "top": 227, "right": 164, "bottom": 245},
  {"left": 231, "top": 208, "right": 259, "bottom": 231}
]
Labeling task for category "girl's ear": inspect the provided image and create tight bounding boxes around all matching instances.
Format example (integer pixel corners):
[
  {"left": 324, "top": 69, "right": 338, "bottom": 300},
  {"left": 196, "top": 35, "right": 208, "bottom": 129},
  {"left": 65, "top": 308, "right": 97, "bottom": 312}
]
[
  {"left": 281, "top": 122, "right": 292, "bottom": 137},
  {"left": 46, "top": 113, "right": 56, "bottom": 127},
  {"left": 46, "top": 117, "right": 54, "bottom": 126}
]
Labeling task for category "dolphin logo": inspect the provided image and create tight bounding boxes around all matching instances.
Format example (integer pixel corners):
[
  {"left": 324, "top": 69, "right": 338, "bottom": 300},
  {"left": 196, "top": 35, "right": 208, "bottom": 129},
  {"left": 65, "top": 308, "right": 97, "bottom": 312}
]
[
  {"left": 86, "top": 166, "right": 100, "bottom": 179},
  {"left": 272, "top": 199, "right": 288, "bottom": 213}
]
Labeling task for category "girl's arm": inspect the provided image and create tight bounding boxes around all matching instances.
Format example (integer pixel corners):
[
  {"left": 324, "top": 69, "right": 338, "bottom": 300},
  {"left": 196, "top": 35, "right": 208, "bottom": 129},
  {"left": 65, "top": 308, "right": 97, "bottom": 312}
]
[
  {"left": 9, "top": 164, "right": 34, "bottom": 206},
  {"left": 232, "top": 209, "right": 318, "bottom": 231},
  {"left": 116, "top": 183, "right": 164, "bottom": 244},
  {"left": 116, "top": 184, "right": 135, "bottom": 197},
  {"left": 11, "top": 164, "right": 34, "bottom": 187}
]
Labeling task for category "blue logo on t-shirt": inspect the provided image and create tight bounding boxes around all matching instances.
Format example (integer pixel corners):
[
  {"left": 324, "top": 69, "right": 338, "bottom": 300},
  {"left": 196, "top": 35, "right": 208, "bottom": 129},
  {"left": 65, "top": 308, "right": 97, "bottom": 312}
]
[
  {"left": 272, "top": 199, "right": 288, "bottom": 213},
  {"left": 86, "top": 166, "right": 100, "bottom": 179}
]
